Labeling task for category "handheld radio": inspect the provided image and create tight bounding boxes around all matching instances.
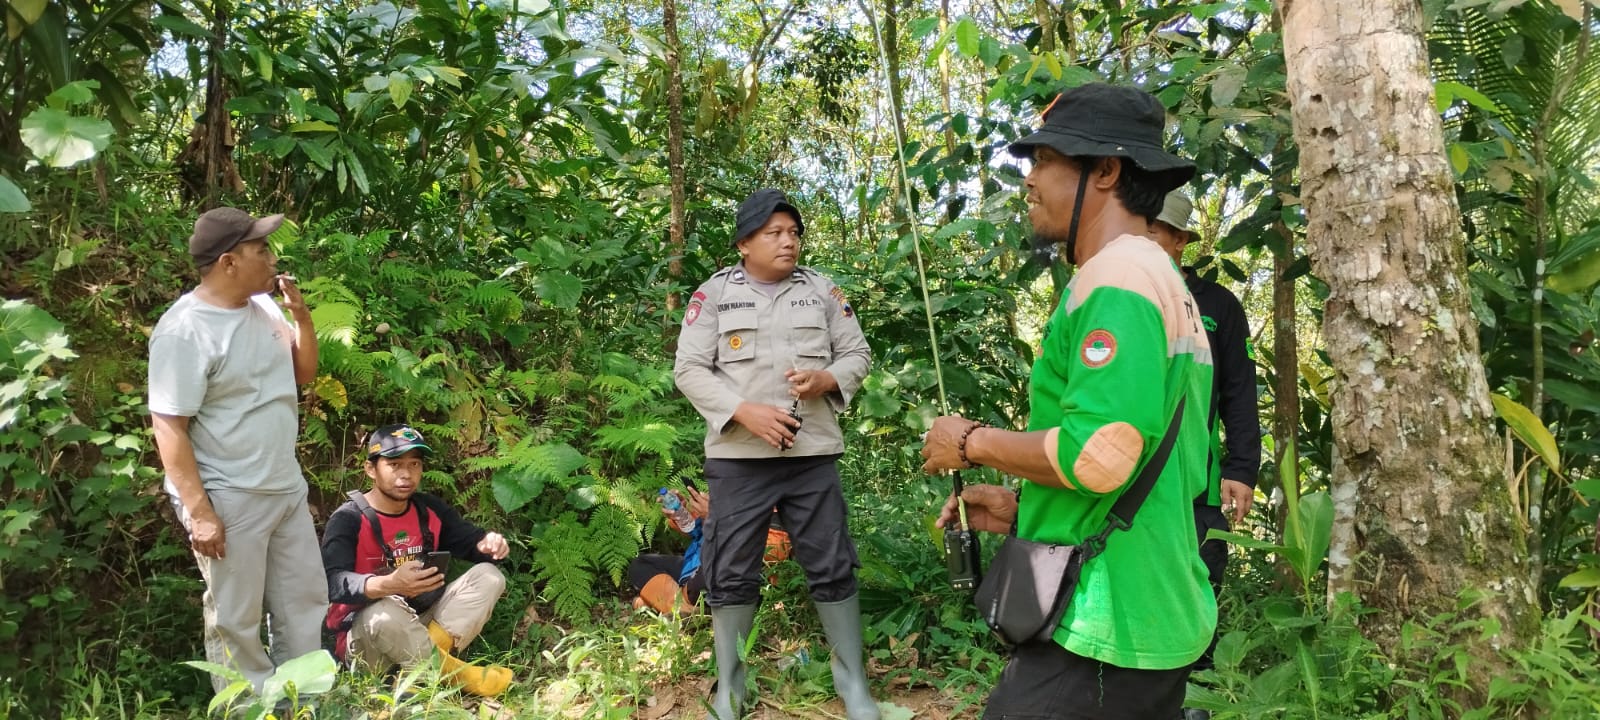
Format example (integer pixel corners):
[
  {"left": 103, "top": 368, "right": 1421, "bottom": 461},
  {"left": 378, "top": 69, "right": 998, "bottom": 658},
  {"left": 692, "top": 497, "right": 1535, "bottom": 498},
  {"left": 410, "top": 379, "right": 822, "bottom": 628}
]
[{"left": 943, "top": 471, "right": 982, "bottom": 591}]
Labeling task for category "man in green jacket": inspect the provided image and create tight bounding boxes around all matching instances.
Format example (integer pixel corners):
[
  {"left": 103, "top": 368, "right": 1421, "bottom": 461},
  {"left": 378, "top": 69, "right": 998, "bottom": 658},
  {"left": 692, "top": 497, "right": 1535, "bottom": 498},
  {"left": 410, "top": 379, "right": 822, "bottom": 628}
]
[{"left": 921, "top": 83, "right": 1216, "bottom": 719}]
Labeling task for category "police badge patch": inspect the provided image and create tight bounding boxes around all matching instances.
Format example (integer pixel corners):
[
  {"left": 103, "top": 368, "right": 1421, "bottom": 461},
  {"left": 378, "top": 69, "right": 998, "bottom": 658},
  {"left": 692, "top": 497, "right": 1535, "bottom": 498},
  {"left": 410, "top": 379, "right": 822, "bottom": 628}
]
[
  {"left": 829, "top": 287, "right": 855, "bottom": 318},
  {"left": 685, "top": 291, "right": 707, "bottom": 326}
]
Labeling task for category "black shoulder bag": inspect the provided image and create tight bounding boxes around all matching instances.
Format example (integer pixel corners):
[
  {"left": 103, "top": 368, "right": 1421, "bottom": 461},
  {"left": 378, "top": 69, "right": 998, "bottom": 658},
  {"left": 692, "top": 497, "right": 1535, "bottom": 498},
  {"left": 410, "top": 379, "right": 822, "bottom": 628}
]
[{"left": 973, "top": 398, "right": 1186, "bottom": 646}]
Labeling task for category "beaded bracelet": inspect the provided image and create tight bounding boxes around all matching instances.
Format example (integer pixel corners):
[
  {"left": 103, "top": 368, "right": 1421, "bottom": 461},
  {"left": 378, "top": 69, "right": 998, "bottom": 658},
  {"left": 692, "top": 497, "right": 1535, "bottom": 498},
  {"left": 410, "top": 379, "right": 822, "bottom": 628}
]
[{"left": 957, "top": 422, "right": 986, "bottom": 469}]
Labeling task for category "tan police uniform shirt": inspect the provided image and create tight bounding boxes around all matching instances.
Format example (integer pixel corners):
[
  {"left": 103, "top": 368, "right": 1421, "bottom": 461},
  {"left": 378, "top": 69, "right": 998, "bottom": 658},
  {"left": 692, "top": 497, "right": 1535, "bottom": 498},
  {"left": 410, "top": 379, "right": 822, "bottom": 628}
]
[{"left": 674, "top": 263, "right": 871, "bottom": 459}]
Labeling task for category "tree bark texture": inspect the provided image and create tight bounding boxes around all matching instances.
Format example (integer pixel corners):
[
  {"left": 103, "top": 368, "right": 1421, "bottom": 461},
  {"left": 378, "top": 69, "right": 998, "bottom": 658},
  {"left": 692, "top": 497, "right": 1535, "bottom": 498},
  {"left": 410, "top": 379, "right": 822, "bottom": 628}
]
[
  {"left": 882, "top": 0, "right": 908, "bottom": 223},
  {"left": 663, "top": 0, "right": 687, "bottom": 313},
  {"left": 1276, "top": 0, "right": 1537, "bottom": 652},
  {"left": 1271, "top": 229, "right": 1298, "bottom": 500}
]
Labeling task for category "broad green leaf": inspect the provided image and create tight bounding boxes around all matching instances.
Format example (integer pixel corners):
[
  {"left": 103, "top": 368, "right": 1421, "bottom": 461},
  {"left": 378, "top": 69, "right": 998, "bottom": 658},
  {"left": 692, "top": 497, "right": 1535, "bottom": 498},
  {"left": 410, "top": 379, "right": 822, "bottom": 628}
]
[
  {"left": 20, "top": 108, "right": 113, "bottom": 168},
  {"left": 288, "top": 121, "right": 337, "bottom": 133},
  {"left": 1491, "top": 394, "right": 1560, "bottom": 473},
  {"left": 533, "top": 270, "right": 583, "bottom": 308},
  {"left": 299, "top": 139, "right": 335, "bottom": 170},
  {"left": 1434, "top": 82, "right": 1455, "bottom": 113},
  {"left": 1545, "top": 378, "right": 1600, "bottom": 414},
  {"left": 45, "top": 80, "right": 99, "bottom": 108},
  {"left": 206, "top": 680, "right": 250, "bottom": 715},
  {"left": 1447, "top": 143, "right": 1469, "bottom": 174},
  {"left": 1204, "top": 529, "right": 1283, "bottom": 552},
  {"left": 1558, "top": 568, "right": 1600, "bottom": 588},
  {"left": 1501, "top": 35, "right": 1525, "bottom": 68},
  {"left": 183, "top": 659, "right": 248, "bottom": 685},
  {"left": 259, "top": 650, "right": 337, "bottom": 707},
  {"left": 1434, "top": 80, "right": 1499, "bottom": 114},
  {"left": 1210, "top": 67, "right": 1246, "bottom": 108},
  {"left": 388, "top": 72, "right": 413, "bottom": 108},
  {"left": 151, "top": 14, "right": 212, "bottom": 40},
  {"left": 1, "top": 510, "right": 39, "bottom": 537},
  {"left": 953, "top": 17, "right": 979, "bottom": 57},
  {"left": 0, "top": 300, "right": 65, "bottom": 364},
  {"left": 10, "top": 0, "right": 46, "bottom": 27},
  {"left": 1570, "top": 478, "right": 1600, "bottom": 501},
  {"left": 1287, "top": 491, "right": 1332, "bottom": 585},
  {"left": 363, "top": 74, "right": 389, "bottom": 92},
  {"left": 254, "top": 49, "right": 273, "bottom": 81},
  {"left": 1546, "top": 249, "right": 1600, "bottom": 294},
  {"left": 262, "top": 134, "right": 296, "bottom": 158},
  {"left": 492, "top": 468, "right": 543, "bottom": 512},
  {"left": 858, "top": 389, "right": 900, "bottom": 418},
  {"left": 933, "top": 218, "right": 983, "bottom": 241},
  {"left": 0, "top": 176, "right": 29, "bottom": 213},
  {"left": 345, "top": 153, "right": 370, "bottom": 194}
]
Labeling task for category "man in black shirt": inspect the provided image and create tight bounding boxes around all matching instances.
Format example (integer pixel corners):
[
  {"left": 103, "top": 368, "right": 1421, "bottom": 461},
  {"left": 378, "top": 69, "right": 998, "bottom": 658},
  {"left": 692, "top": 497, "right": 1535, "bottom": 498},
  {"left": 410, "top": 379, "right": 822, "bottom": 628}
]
[
  {"left": 1148, "top": 192, "right": 1262, "bottom": 720},
  {"left": 320, "top": 424, "right": 512, "bottom": 696}
]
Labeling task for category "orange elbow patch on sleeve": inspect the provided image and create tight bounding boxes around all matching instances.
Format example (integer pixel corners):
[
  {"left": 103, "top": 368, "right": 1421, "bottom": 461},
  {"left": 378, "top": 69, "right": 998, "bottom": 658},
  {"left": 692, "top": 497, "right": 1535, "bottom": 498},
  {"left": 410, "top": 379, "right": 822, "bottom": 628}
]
[{"left": 1070, "top": 422, "right": 1145, "bottom": 493}]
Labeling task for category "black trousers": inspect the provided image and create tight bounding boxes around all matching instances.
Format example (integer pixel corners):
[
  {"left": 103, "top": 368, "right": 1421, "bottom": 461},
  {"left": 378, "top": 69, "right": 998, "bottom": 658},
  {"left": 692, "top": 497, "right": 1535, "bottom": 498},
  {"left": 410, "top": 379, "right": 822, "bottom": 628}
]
[
  {"left": 702, "top": 454, "right": 859, "bottom": 606},
  {"left": 625, "top": 554, "right": 707, "bottom": 604},
  {"left": 983, "top": 641, "right": 1190, "bottom": 719},
  {"left": 1192, "top": 504, "right": 1230, "bottom": 672}
]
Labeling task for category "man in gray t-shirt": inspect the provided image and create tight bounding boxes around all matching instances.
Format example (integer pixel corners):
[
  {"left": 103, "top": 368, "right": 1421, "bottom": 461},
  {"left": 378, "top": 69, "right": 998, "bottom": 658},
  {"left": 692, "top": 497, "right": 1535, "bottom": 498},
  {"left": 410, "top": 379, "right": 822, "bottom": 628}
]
[{"left": 148, "top": 207, "right": 328, "bottom": 692}]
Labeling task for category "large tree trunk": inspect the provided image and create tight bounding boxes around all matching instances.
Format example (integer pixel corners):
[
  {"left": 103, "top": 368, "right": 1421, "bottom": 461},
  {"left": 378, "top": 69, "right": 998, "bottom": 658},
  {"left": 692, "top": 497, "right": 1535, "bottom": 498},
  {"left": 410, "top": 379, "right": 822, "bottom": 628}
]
[
  {"left": 1271, "top": 225, "right": 1299, "bottom": 510},
  {"left": 175, "top": 0, "right": 243, "bottom": 207},
  {"left": 663, "top": 0, "right": 687, "bottom": 316},
  {"left": 882, "top": 0, "right": 908, "bottom": 224},
  {"left": 938, "top": 0, "right": 958, "bottom": 222},
  {"left": 1276, "top": 0, "right": 1537, "bottom": 655}
]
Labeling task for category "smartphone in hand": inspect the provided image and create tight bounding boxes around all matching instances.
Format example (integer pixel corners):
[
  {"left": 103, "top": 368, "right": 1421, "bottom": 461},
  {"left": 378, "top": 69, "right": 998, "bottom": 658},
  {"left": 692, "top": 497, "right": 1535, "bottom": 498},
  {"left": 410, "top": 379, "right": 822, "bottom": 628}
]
[{"left": 422, "top": 550, "right": 452, "bottom": 576}]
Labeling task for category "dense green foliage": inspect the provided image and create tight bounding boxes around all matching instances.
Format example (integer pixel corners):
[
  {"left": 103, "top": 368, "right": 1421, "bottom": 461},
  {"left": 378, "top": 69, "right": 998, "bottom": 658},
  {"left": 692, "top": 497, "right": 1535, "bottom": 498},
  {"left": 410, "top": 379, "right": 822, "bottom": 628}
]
[{"left": 2, "top": 0, "right": 1598, "bottom": 717}]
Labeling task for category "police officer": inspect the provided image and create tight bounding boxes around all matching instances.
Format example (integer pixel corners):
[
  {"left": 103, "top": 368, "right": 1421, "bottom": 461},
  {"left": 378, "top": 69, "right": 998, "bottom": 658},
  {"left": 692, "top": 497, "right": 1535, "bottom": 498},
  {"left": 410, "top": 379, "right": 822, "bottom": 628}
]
[{"left": 674, "top": 189, "right": 876, "bottom": 720}]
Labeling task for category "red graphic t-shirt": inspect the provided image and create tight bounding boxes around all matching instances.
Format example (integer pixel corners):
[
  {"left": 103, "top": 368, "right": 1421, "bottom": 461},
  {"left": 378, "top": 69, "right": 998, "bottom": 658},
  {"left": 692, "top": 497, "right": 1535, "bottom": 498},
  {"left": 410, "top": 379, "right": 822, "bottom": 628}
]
[{"left": 351, "top": 505, "right": 444, "bottom": 575}]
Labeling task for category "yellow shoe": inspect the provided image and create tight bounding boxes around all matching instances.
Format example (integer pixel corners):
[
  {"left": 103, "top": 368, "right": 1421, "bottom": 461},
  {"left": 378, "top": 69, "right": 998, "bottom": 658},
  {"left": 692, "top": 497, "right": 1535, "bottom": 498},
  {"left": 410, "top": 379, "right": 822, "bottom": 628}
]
[
  {"left": 428, "top": 621, "right": 512, "bottom": 696},
  {"left": 448, "top": 661, "right": 512, "bottom": 697},
  {"left": 427, "top": 621, "right": 455, "bottom": 653}
]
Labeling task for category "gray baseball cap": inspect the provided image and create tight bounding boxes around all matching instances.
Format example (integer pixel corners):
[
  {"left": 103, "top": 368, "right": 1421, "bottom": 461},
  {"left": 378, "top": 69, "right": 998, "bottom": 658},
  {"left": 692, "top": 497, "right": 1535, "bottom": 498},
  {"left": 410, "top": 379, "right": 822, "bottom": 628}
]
[{"left": 189, "top": 207, "right": 284, "bottom": 266}]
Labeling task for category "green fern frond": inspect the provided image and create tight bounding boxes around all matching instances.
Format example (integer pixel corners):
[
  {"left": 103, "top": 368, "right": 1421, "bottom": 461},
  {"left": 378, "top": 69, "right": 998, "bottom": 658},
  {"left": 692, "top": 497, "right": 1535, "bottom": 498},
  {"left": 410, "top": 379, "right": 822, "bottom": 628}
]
[
  {"left": 533, "top": 513, "right": 599, "bottom": 622},
  {"left": 587, "top": 504, "right": 643, "bottom": 587},
  {"left": 590, "top": 373, "right": 648, "bottom": 410},
  {"left": 432, "top": 269, "right": 481, "bottom": 290},
  {"left": 461, "top": 280, "right": 525, "bottom": 324},
  {"left": 302, "top": 414, "right": 330, "bottom": 448},
  {"left": 377, "top": 262, "right": 425, "bottom": 287},
  {"left": 594, "top": 416, "right": 682, "bottom": 459}
]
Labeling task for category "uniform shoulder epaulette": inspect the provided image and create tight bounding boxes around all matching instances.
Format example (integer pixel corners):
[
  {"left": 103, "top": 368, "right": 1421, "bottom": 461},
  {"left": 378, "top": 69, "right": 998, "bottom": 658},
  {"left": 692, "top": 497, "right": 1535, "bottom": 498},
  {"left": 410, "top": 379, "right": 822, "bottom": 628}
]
[{"left": 710, "top": 266, "right": 736, "bottom": 278}]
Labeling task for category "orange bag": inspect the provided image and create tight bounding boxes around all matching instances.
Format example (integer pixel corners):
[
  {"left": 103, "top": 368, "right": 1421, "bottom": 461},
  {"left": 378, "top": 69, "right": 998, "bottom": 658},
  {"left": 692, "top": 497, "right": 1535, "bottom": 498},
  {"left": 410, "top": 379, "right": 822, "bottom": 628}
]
[
  {"left": 638, "top": 574, "right": 696, "bottom": 615},
  {"left": 764, "top": 528, "right": 792, "bottom": 563}
]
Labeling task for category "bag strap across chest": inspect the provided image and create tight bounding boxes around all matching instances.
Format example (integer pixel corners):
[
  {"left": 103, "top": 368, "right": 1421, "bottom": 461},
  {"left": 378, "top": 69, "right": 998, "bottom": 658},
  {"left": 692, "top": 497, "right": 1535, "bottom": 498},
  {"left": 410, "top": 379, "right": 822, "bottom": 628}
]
[{"left": 346, "top": 490, "right": 434, "bottom": 562}]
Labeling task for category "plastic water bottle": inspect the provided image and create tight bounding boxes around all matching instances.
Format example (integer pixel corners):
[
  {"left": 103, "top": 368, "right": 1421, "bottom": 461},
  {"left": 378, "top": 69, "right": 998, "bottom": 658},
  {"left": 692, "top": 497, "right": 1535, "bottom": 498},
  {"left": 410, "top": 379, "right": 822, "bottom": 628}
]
[{"left": 659, "top": 488, "right": 697, "bottom": 533}]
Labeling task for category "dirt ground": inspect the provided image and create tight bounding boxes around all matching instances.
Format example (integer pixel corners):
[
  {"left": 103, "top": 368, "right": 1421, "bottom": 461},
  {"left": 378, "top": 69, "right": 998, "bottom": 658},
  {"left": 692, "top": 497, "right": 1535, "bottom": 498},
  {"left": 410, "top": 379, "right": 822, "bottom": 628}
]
[{"left": 638, "top": 681, "right": 983, "bottom": 720}]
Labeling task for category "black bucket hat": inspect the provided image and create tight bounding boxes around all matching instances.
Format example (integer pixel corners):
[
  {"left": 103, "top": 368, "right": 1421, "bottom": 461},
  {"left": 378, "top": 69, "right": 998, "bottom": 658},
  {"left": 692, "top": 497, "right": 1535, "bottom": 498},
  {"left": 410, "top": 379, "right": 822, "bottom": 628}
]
[
  {"left": 733, "top": 189, "right": 804, "bottom": 246},
  {"left": 1008, "top": 83, "right": 1194, "bottom": 194}
]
